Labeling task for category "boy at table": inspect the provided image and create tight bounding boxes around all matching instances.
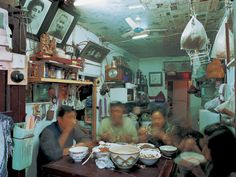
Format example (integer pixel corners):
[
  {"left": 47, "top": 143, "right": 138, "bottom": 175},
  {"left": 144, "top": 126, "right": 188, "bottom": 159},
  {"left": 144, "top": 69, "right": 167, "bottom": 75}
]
[
  {"left": 97, "top": 101, "right": 138, "bottom": 143},
  {"left": 37, "top": 105, "right": 91, "bottom": 176}
]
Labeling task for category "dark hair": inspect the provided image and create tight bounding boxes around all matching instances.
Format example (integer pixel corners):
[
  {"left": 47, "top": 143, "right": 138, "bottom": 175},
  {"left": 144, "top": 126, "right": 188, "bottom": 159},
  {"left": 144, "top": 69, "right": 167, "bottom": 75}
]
[
  {"left": 27, "top": 0, "right": 44, "bottom": 12},
  {"left": 151, "top": 106, "right": 167, "bottom": 118},
  {"left": 110, "top": 101, "right": 124, "bottom": 108},
  {"left": 57, "top": 105, "right": 74, "bottom": 118},
  {"left": 204, "top": 123, "right": 229, "bottom": 136},
  {"left": 204, "top": 123, "right": 236, "bottom": 177}
]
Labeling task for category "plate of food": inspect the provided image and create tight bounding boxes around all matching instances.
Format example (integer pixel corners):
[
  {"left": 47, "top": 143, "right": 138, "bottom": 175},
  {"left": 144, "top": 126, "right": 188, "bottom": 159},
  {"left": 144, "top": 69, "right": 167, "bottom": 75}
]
[{"left": 137, "top": 143, "right": 155, "bottom": 149}]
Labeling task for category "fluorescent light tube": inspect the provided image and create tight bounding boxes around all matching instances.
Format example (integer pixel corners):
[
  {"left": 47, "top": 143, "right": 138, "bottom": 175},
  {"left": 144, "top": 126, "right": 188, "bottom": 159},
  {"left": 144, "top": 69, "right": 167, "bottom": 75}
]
[{"left": 128, "top": 4, "right": 145, "bottom": 10}]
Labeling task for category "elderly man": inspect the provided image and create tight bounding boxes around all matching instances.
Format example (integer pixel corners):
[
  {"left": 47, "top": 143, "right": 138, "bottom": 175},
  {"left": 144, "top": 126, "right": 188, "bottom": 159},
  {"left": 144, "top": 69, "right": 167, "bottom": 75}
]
[
  {"left": 48, "top": 13, "right": 69, "bottom": 40},
  {"left": 37, "top": 105, "right": 91, "bottom": 175},
  {"left": 97, "top": 101, "right": 138, "bottom": 143}
]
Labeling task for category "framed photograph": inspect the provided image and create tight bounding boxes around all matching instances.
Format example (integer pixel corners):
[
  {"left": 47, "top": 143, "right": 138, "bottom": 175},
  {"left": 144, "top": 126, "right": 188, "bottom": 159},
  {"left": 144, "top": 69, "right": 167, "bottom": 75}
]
[
  {"left": 46, "top": 6, "right": 79, "bottom": 48},
  {"left": 21, "top": 0, "right": 58, "bottom": 38},
  {"left": 79, "top": 41, "right": 110, "bottom": 63},
  {"left": 149, "top": 72, "right": 163, "bottom": 86}
]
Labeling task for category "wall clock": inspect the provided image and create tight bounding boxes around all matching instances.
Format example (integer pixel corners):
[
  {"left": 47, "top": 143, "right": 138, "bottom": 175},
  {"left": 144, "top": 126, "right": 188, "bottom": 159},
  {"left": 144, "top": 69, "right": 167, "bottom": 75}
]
[
  {"left": 105, "top": 67, "right": 132, "bottom": 82},
  {"left": 108, "top": 68, "right": 118, "bottom": 78},
  {"left": 105, "top": 67, "right": 122, "bottom": 81}
]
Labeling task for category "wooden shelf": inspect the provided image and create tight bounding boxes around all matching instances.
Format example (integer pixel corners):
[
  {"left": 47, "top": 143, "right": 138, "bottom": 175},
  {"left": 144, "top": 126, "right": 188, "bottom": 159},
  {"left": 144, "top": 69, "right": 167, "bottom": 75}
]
[
  {"left": 30, "top": 53, "right": 84, "bottom": 69},
  {"left": 227, "top": 59, "right": 235, "bottom": 68},
  {"left": 28, "top": 77, "right": 93, "bottom": 85}
]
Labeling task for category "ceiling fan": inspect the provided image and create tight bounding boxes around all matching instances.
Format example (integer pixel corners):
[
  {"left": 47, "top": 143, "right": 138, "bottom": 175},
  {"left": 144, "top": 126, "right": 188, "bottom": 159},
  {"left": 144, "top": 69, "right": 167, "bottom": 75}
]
[{"left": 121, "top": 17, "right": 167, "bottom": 39}]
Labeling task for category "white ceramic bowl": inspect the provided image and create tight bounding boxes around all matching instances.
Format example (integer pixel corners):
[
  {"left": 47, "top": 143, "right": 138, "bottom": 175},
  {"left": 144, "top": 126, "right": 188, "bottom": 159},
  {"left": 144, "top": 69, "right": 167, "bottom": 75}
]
[
  {"left": 139, "top": 148, "right": 161, "bottom": 166},
  {"left": 69, "top": 146, "right": 88, "bottom": 162},
  {"left": 159, "top": 145, "right": 177, "bottom": 157},
  {"left": 109, "top": 145, "right": 140, "bottom": 169}
]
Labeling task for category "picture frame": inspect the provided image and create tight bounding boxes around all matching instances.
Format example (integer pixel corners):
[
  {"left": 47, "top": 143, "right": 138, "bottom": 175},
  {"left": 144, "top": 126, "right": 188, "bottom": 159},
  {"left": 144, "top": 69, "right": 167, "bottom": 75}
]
[
  {"left": 79, "top": 41, "right": 110, "bottom": 63},
  {"left": 149, "top": 72, "right": 163, "bottom": 86},
  {"left": 21, "top": 0, "right": 59, "bottom": 40},
  {"left": 46, "top": 5, "right": 79, "bottom": 48}
]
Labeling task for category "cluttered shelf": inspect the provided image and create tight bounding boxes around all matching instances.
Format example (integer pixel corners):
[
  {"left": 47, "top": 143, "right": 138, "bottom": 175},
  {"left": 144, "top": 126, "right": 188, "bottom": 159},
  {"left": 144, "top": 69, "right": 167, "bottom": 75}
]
[
  {"left": 30, "top": 53, "right": 84, "bottom": 69},
  {"left": 28, "top": 77, "right": 93, "bottom": 85}
]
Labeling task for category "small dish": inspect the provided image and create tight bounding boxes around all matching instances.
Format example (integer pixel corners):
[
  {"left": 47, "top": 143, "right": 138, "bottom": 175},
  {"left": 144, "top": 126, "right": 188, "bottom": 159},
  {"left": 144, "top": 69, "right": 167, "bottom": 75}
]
[
  {"left": 159, "top": 145, "right": 177, "bottom": 157},
  {"left": 69, "top": 146, "right": 88, "bottom": 162}
]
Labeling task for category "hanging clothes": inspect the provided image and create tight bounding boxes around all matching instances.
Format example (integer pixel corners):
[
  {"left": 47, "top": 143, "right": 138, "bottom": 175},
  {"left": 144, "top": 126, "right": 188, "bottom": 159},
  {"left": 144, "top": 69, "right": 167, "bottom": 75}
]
[{"left": 0, "top": 113, "right": 14, "bottom": 177}]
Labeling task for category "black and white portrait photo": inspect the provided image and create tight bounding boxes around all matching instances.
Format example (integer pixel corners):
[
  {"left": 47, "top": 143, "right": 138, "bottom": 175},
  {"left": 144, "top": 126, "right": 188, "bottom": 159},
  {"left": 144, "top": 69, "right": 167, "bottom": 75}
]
[
  {"left": 47, "top": 9, "right": 74, "bottom": 43},
  {"left": 23, "top": 0, "right": 52, "bottom": 35}
]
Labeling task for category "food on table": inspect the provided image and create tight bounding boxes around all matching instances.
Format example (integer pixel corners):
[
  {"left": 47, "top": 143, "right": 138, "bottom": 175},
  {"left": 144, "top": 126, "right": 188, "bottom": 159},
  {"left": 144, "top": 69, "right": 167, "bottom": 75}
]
[
  {"left": 140, "top": 144, "right": 155, "bottom": 149},
  {"left": 139, "top": 148, "right": 161, "bottom": 165},
  {"left": 98, "top": 147, "right": 109, "bottom": 152},
  {"left": 137, "top": 143, "right": 155, "bottom": 149}
]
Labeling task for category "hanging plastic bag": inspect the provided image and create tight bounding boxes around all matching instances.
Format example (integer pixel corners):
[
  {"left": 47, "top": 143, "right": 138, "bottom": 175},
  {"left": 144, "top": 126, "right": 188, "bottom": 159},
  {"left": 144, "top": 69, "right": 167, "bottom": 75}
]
[
  {"left": 191, "top": 56, "right": 206, "bottom": 80},
  {"left": 204, "top": 97, "right": 221, "bottom": 110},
  {"left": 181, "top": 16, "right": 208, "bottom": 50},
  {"left": 211, "top": 16, "right": 234, "bottom": 59},
  {"left": 215, "top": 94, "right": 235, "bottom": 117},
  {"left": 206, "top": 59, "right": 225, "bottom": 79}
]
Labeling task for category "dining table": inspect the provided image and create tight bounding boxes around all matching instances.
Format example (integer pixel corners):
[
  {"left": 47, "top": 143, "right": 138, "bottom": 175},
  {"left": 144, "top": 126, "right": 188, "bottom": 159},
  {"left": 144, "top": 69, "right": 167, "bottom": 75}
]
[{"left": 41, "top": 155, "right": 176, "bottom": 177}]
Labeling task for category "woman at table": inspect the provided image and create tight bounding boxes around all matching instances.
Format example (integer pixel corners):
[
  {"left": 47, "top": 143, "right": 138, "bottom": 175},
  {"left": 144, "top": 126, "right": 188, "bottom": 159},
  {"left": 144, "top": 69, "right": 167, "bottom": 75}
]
[
  {"left": 146, "top": 107, "right": 203, "bottom": 153},
  {"left": 147, "top": 107, "right": 174, "bottom": 146},
  {"left": 180, "top": 123, "right": 236, "bottom": 177}
]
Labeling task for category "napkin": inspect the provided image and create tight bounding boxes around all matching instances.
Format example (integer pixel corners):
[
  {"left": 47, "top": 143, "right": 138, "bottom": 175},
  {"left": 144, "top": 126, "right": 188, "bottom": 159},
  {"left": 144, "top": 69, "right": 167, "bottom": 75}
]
[{"left": 95, "top": 156, "right": 115, "bottom": 169}]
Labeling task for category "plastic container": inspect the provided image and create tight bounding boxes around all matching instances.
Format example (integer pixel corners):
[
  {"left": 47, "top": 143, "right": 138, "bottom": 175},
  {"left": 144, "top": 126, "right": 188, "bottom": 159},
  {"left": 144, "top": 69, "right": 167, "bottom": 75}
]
[{"left": 12, "top": 122, "right": 34, "bottom": 170}]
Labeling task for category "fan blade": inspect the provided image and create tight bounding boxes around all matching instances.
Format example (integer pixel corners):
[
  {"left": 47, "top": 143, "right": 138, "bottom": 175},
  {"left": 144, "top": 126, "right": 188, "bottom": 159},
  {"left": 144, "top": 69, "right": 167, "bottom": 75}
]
[
  {"left": 121, "top": 30, "right": 135, "bottom": 38},
  {"left": 125, "top": 17, "right": 138, "bottom": 29},
  {"left": 146, "top": 28, "right": 168, "bottom": 32},
  {"left": 121, "top": 31, "right": 135, "bottom": 38}
]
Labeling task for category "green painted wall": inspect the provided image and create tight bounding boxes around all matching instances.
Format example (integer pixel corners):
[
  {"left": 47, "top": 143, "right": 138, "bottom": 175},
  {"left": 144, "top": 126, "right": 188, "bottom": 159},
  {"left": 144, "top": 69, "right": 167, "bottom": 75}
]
[{"left": 139, "top": 56, "right": 189, "bottom": 97}]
